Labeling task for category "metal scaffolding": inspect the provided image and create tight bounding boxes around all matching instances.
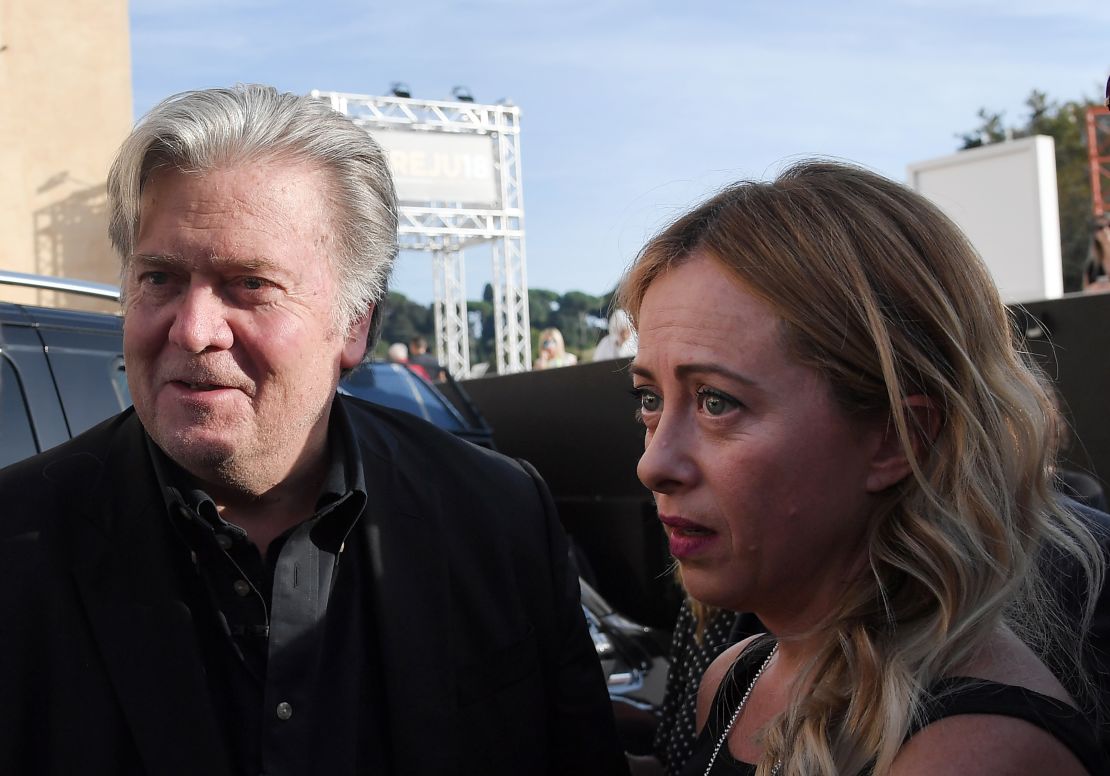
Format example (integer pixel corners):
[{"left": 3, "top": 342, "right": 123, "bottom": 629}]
[
  {"left": 1087, "top": 105, "right": 1110, "bottom": 217},
  {"left": 432, "top": 249, "right": 470, "bottom": 378},
  {"left": 312, "top": 90, "right": 532, "bottom": 376}
]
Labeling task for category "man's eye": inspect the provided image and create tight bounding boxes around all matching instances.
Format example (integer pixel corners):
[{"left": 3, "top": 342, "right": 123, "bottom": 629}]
[
  {"left": 241, "top": 277, "right": 265, "bottom": 291},
  {"left": 696, "top": 388, "right": 739, "bottom": 417},
  {"left": 141, "top": 271, "right": 169, "bottom": 286}
]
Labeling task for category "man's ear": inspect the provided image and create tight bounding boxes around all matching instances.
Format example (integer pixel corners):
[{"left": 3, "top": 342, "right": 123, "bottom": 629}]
[
  {"left": 866, "top": 395, "right": 941, "bottom": 493},
  {"left": 339, "top": 306, "right": 373, "bottom": 370}
]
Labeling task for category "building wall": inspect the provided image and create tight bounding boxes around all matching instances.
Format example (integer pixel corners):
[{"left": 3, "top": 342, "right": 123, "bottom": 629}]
[{"left": 0, "top": 0, "right": 131, "bottom": 312}]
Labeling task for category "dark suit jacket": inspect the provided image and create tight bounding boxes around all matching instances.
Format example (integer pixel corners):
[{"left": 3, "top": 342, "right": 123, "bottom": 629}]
[
  {"left": 0, "top": 396, "right": 629, "bottom": 776},
  {"left": 1058, "top": 500, "right": 1110, "bottom": 756}
]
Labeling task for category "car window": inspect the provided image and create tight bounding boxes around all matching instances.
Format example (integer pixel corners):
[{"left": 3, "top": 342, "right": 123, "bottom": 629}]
[
  {"left": 111, "top": 359, "right": 131, "bottom": 409},
  {"left": 44, "top": 333, "right": 131, "bottom": 435},
  {"left": 0, "top": 357, "right": 39, "bottom": 468},
  {"left": 340, "top": 363, "right": 466, "bottom": 432}
]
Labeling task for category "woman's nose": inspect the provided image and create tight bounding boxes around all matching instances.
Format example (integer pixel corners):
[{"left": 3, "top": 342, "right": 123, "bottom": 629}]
[{"left": 636, "top": 413, "right": 698, "bottom": 495}]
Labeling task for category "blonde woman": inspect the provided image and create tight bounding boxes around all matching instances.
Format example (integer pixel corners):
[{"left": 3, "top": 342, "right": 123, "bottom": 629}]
[
  {"left": 619, "top": 161, "right": 1107, "bottom": 775},
  {"left": 534, "top": 327, "right": 578, "bottom": 370}
]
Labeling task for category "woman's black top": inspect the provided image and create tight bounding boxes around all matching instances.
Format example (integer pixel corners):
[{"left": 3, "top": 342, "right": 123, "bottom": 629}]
[{"left": 680, "top": 639, "right": 1109, "bottom": 775}]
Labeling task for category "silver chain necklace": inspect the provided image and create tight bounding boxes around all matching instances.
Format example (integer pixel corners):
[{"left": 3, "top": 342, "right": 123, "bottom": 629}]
[{"left": 703, "top": 643, "right": 783, "bottom": 776}]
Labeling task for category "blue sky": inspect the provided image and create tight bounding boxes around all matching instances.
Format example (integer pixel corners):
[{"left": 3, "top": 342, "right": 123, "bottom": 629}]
[{"left": 130, "top": 0, "right": 1108, "bottom": 305}]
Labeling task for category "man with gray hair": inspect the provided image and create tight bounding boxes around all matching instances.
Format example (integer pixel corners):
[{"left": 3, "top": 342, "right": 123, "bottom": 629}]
[{"left": 0, "top": 85, "right": 627, "bottom": 776}]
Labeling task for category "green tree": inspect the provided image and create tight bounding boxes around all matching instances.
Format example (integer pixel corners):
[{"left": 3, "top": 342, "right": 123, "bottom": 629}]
[
  {"left": 527, "top": 288, "right": 559, "bottom": 332},
  {"left": 466, "top": 297, "right": 495, "bottom": 367},
  {"left": 375, "top": 291, "right": 434, "bottom": 357},
  {"left": 551, "top": 290, "right": 602, "bottom": 351},
  {"left": 959, "top": 89, "right": 1100, "bottom": 291}
]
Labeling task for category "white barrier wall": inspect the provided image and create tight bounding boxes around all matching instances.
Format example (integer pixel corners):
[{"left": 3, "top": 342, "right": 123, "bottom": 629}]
[{"left": 907, "top": 135, "right": 1062, "bottom": 303}]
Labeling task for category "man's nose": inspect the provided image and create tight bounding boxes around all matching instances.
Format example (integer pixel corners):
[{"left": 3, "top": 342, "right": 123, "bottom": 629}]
[
  {"left": 167, "top": 285, "right": 234, "bottom": 354},
  {"left": 636, "top": 413, "right": 698, "bottom": 496}
]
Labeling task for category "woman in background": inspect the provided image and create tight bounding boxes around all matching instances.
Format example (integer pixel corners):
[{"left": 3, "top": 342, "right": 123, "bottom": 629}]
[
  {"left": 619, "top": 161, "right": 1107, "bottom": 775},
  {"left": 534, "top": 327, "right": 578, "bottom": 370}
]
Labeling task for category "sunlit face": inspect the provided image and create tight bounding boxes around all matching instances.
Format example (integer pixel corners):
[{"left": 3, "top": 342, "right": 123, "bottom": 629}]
[
  {"left": 123, "top": 160, "right": 369, "bottom": 493},
  {"left": 540, "top": 331, "right": 560, "bottom": 355},
  {"left": 631, "top": 252, "right": 887, "bottom": 632}
]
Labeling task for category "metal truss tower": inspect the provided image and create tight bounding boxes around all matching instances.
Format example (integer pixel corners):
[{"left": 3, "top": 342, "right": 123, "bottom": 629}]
[
  {"left": 312, "top": 90, "right": 532, "bottom": 377},
  {"left": 1087, "top": 104, "right": 1110, "bottom": 217}
]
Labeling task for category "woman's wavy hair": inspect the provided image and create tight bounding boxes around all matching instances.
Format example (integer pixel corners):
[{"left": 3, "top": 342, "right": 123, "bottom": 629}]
[
  {"left": 617, "top": 160, "right": 1105, "bottom": 775},
  {"left": 107, "top": 84, "right": 398, "bottom": 356}
]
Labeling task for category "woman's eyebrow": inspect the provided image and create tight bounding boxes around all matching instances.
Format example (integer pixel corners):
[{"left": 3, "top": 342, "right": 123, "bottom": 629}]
[
  {"left": 675, "top": 363, "right": 757, "bottom": 385},
  {"left": 629, "top": 362, "right": 756, "bottom": 386}
]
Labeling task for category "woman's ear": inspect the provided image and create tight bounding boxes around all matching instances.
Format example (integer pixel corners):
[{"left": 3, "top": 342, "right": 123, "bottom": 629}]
[{"left": 866, "top": 395, "right": 940, "bottom": 493}]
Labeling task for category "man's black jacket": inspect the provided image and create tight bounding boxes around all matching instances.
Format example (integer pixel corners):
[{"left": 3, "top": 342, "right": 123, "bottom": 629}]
[{"left": 0, "top": 396, "right": 629, "bottom": 776}]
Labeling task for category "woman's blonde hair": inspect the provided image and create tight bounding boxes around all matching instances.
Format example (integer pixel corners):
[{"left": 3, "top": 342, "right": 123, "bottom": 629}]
[
  {"left": 618, "top": 160, "right": 1104, "bottom": 775},
  {"left": 538, "top": 327, "right": 567, "bottom": 356}
]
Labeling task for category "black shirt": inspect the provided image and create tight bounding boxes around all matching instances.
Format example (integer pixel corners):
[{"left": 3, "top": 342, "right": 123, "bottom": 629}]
[
  {"left": 147, "top": 400, "right": 387, "bottom": 776},
  {"left": 683, "top": 638, "right": 1109, "bottom": 776}
]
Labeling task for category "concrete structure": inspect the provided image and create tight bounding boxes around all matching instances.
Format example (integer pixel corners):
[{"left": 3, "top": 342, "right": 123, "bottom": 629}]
[{"left": 0, "top": 0, "right": 131, "bottom": 312}]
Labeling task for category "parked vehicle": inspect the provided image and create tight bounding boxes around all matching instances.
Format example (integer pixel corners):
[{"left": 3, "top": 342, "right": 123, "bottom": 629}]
[
  {"left": 0, "top": 272, "right": 668, "bottom": 752},
  {"left": 339, "top": 361, "right": 494, "bottom": 449},
  {"left": 0, "top": 272, "right": 128, "bottom": 469}
]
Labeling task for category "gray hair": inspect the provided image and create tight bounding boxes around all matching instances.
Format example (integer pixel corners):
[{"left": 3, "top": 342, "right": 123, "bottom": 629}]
[
  {"left": 607, "top": 308, "right": 632, "bottom": 337},
  {"left": 107, "top": 84, "right": 398, "bottom": 350}
]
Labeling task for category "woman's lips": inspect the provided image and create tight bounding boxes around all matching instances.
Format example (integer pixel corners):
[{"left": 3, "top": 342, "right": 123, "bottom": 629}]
[{"left": 659, "top": 515, "right": 719, "bottom": 559}]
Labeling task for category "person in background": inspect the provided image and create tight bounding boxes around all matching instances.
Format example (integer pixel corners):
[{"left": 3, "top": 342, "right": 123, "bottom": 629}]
[
  {"left": 620, "top": 160, "right": 1107, "bottom": 774},
  {"left": 386, "top": 341, "right": 431, "bottom": 380},
  {"left": 534, "top": 326, "right": 578, "bottom": 370},
  {"left": 0, "top": 84, "right": 627, "bottom": 776},
  {"left": 1048, "top": 385, "right": 1108, "bottom": 513},
  {"left": 386, "top": 341, "right": 409, "bottom": 363},
  {"left": 1082, "top": 214, "right": 1110, "bottom": 293},
  {"left": 594, "top": 309, "right": 638, "bottom": 361},
  {"left": 647, "top": 602, "right": 748, "bottom": 776},
  {"left": 409, "top": 335, "right": 446, "bottom": 381}
]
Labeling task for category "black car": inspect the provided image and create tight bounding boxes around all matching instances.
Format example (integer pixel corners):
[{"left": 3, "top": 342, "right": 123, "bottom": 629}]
[{"left": 0, "top": 272, "right": 668, "bottom": 753}]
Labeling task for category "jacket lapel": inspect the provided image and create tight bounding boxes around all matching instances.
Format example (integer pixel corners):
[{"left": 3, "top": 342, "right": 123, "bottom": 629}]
[
  {"left": 358, "top": 417, "right": 455, "bottom": 772},
  {"left": 59, "top": 412, "right": 233, "bottom": 776}
]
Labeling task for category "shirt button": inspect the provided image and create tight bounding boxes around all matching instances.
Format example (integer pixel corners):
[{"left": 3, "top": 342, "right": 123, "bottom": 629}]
[
  {"left": 276, "top": 702, "right": 293, "bottom": 721},
  {"left": 216, "top": 534, "right": 233, "bottom": 550},
  {"left": 233, "top": 579, "right": 251, "bottom": 597}
]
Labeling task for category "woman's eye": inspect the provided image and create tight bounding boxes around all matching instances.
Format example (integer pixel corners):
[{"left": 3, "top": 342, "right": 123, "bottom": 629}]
[
  {"left": 697, "top": 388, "right": 739, "bottom": 417},
  {"left": 630, "top": 387, "right": 661, "bottom": 414}
]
